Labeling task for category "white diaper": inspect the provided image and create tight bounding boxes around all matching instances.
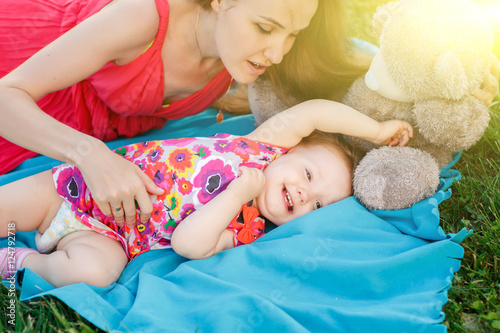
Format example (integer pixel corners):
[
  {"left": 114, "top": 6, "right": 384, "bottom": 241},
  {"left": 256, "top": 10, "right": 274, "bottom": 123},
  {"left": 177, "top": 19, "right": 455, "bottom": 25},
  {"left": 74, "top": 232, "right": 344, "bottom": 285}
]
[{"left": 35, "top": 199, "right": 92, "bottom": 253}]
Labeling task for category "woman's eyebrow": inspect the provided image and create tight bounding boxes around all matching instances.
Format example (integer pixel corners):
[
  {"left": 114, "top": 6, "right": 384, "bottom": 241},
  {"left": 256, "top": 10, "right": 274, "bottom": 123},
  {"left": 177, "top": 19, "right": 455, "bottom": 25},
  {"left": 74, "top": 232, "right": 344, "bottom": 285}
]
[{"left": 258, "top": 16, "right": 285, "bottom": 29}]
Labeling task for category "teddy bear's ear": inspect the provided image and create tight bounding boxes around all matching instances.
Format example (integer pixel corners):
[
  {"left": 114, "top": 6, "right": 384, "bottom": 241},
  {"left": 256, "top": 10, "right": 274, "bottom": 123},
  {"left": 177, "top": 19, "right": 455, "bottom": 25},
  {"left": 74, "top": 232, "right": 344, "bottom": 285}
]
[
  {"left": 371, "top": 1, "right": 401, "bottom": 40},
  {"left": 432, "top": 52, "right": 470, "bottom": 101}
]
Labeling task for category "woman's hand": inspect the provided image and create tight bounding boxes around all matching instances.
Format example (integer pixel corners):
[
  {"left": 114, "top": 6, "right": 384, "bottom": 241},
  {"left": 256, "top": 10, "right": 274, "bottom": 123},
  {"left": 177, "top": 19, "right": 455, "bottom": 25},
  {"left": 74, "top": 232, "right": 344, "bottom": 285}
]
[
  {"left": 226, "top": 166, "right": 265, "bottom": 205},
  {"left": 77, "top": 143, "right": 164, "bottom": 228},
  {"left": 373, "top": 119, "right": 414, "bottom": 147}
]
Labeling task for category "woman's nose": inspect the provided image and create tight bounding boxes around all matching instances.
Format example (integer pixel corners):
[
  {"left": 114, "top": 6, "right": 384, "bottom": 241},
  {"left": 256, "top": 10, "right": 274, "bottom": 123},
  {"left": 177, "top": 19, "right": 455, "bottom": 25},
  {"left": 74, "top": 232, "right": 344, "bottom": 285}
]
[{"left": 263, "top": 38, "right": 289, "bottom": 65}]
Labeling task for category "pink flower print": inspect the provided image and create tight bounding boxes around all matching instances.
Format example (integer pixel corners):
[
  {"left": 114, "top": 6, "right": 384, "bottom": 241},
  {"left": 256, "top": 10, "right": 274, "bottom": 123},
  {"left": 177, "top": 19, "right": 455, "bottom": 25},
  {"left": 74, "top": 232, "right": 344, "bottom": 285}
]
[
  {"left": 258, "top": 143, "right": 276, "bottom": 154},
  {"left": 134, "top": 141, "right": 158, "bottom": 150},
  {"left": 163, "top": 137, "right": 197, "bottom": 147},
  {"left": 151, "top": 201, "right": 167, "bottom": 223},
  {"left": 231, "top": 139, "right": 259, "bottom": 163},
  {"left": 129, "top": 142, "right": 156, "bottom": 161},
  {"left": 56, "top": 167, "right": 87, "bottom": 207},
  {"left": 180, "top": 203, "right": 196, "bottom": 220},
  {"left": 193, "top": 144, "right": 211, "bottom": 158},
  {"left": 214, "top": 140, "right": 232, "bottom": 153},
  {"left": 177, "top": 178, "right": 193, "bottom": 195},
  {"left": 193, "top": 158, "right": 235, "bottom": 204},
  {"left": 147, "top": 145, "right": 165, "bottom": 164},
  {"left": 240, "top": 162, "right": 266, "bottom": 170},
  {"left": 131, "top": 157, "right": 148, "bottom": 171},
  {"left": 168, "top": 148, "right": 196, "bottom": 178},
  {"left": 163, "top": 218, "right": 178, "bottom": 235},
  {"left": 144, "top": 162, "right": 174, "bottom": 194}
]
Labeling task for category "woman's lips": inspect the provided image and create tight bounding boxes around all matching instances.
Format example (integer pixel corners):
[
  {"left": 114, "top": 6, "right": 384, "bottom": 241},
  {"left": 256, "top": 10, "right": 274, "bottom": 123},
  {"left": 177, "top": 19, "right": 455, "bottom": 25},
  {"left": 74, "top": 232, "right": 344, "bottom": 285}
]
[{"left": 247, "top": 60, "right": 267, "bottom": 75}]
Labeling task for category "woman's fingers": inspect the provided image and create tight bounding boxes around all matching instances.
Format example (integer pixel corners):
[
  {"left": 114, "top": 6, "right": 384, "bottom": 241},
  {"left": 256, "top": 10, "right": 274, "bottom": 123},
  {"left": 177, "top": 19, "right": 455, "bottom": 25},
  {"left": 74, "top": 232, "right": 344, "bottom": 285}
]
[
  {"left": 137, "top": 169, "right": 163, "bottom": 223},
  {"left": 79, "top": 145, "right": 166, "bottom": 228},
  {"left": 122, "top": 197, "right": 138, "bottom": 227},
  {"left": 110, "top": 202, "right": 126, "bottom": 227}
]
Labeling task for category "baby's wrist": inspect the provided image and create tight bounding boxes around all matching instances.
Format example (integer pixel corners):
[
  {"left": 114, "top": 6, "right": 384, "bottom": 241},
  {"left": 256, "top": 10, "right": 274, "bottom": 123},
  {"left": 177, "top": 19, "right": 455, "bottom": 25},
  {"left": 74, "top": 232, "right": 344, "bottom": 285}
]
[{"left": 225, "top": 183, "right": 252, "bottom": 206}]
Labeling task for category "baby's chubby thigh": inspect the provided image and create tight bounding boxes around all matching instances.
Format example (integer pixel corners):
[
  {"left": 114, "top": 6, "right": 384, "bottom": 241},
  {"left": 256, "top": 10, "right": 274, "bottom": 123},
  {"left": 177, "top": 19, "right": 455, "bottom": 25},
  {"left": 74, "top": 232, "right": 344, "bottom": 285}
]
[
  {"left": 0, "top": 170, "right": 62, "bottom": 235},
  {"left": 53, "top": 230, "right": 129, "bottom": 287}
]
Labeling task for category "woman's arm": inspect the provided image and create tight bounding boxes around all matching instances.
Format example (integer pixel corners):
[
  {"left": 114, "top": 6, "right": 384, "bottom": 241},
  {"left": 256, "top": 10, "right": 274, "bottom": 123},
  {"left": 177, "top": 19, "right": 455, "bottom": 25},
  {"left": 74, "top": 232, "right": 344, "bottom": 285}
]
[
  {"left": 0, "top": 0, "right": 162, "bottom": 225},
  {"left": 246, "top": 99, "right": 413, "bottom": 148},
  {"left": 171, "top": 167, "right": 265, "bottom": 259}
]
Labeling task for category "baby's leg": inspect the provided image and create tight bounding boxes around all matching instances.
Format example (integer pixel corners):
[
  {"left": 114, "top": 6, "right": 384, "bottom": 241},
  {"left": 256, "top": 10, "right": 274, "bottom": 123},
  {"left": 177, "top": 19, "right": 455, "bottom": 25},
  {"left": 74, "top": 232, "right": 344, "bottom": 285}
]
[
  {"left": 23, "top": 230, "right": 128, "bottom": 287},
  {"left": 0, "top": 170, "right": 62, "bottom": 236}
]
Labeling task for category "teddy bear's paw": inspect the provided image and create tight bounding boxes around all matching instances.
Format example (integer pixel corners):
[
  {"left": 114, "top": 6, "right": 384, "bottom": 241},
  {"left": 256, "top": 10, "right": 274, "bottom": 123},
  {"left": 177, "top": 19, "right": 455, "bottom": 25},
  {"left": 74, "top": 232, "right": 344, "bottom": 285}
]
[
  {"left": 414, "top": 96, "right": 491, "bottom": 151},
  {"left": 353, "top": 146, "right": 440, "bottom": 210}
]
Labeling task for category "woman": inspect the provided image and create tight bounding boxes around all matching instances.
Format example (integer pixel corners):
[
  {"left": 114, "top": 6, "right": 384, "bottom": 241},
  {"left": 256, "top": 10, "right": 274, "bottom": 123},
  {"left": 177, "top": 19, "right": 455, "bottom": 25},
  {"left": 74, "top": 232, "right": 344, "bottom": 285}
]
[{"left": 0, "top": 0, "right": 367, "bottom": 226}]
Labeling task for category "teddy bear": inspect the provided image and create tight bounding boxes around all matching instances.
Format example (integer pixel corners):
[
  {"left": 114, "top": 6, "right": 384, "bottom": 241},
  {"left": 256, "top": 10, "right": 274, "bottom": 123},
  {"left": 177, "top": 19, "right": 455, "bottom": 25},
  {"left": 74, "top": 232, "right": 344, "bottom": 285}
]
[{"left": 248, "top": 0, "right": 498, "bottom": 210}]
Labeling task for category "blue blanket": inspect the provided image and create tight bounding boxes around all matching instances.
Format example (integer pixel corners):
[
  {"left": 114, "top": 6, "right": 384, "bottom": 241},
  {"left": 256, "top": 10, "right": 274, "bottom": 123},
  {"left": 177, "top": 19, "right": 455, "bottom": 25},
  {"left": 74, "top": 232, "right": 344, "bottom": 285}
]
[{"left": 1, "top": 110, "right": 469, "bottom": 333}]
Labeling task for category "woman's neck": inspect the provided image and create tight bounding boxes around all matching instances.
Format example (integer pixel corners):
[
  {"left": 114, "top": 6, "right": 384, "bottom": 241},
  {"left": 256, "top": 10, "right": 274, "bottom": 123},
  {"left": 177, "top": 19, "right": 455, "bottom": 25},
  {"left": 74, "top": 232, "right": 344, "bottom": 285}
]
[{"left": 193, "top": 7, "right": 219, "bottom": 60}]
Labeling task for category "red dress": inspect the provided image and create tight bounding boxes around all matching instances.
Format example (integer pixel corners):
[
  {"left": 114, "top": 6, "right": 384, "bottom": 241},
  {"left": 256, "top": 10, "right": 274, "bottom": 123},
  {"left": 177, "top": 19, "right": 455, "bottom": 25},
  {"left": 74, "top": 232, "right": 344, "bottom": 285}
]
[{"left": 0, "top": 0, "right": 232, "bottom": 174}]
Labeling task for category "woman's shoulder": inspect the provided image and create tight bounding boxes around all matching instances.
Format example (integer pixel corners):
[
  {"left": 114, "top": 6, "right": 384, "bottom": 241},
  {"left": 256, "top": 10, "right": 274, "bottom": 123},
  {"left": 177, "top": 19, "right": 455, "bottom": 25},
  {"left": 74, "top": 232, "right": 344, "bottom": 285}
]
[
  {"left": 104, "top": 0, "right": 161, "bottom": 34},
  {"left": 96, "top": 0, "right": 162, "bottom": 64}
]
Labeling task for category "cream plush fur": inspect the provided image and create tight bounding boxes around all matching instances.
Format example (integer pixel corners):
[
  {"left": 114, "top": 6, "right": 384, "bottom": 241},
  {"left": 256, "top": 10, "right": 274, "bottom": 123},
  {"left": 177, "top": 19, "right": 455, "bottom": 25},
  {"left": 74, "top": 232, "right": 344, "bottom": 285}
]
[{"left": 248, "top": 0, "right": 496, "bottom": 210}]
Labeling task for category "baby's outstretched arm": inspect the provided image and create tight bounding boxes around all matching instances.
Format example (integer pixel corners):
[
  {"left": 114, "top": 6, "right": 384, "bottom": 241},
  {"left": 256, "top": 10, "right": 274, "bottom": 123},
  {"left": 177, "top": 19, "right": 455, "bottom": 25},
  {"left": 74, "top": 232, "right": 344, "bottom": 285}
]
[
  {"left": 246, "top": 99, "right": 413, "bottom": 148},
  {"left": 171, "top": 167, "right": 264, "bottom": 259}
]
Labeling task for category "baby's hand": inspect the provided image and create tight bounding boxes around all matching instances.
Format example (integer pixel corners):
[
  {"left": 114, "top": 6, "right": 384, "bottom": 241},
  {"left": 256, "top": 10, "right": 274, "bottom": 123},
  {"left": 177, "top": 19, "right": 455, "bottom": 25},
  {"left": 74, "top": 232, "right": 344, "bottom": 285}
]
[
  {"left": 374, "top": 119, "right": 414, "bottom": 147},
  {"left": 226, "top": 166, "right": 265, "bottom": 204}
]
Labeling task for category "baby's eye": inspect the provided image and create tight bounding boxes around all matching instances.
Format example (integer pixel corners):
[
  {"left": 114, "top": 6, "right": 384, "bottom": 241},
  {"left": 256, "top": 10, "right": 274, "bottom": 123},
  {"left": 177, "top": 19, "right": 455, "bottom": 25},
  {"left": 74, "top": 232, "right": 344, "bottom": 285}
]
[
  {"left": 315, "top": 200, "right": 322, "bottom": 209},
  {"left": 306, "top": 169, "right": 312, "bottom": 181}
]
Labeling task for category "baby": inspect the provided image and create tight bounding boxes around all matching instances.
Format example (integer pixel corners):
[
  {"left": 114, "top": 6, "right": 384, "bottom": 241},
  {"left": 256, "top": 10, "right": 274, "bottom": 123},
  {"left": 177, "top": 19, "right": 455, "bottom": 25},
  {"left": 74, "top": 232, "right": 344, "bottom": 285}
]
[{"left": 0, "top": 99, "right": 413, "bottom": 287}]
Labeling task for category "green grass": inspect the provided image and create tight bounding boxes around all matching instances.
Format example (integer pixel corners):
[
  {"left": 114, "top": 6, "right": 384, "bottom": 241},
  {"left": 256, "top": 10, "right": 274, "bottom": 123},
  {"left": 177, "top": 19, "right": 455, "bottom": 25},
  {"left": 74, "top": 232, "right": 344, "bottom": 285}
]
[
  {"left": 1, "top": 1, "right": 500, "bottom": 332},
  {"left": 440, "top": 99, "right": 500, "bottom": 333},
  {"left": 0, "top": 286, "right": 102, "bottom": 332}
]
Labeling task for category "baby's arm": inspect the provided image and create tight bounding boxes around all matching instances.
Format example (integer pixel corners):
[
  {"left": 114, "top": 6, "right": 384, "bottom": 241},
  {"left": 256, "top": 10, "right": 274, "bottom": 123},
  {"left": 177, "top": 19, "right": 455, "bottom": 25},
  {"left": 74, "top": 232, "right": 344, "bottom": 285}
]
[
  {"left": 171, "top": 167, "right": 265, "bottom": 259},
  {"left": 246, "top": 99, "right": 413, "bottom": 148}
]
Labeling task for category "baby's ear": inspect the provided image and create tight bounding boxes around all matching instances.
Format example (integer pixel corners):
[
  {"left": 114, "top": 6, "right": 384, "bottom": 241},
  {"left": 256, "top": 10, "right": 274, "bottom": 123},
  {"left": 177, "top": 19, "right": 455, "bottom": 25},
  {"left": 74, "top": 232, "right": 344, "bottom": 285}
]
[{"left": 371, "top": 1, "right": 401, "bottom": 40}]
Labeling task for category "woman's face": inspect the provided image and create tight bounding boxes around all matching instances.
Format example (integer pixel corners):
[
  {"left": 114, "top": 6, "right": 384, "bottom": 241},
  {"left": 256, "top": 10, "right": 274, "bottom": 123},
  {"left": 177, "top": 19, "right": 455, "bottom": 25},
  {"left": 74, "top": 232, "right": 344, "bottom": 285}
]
[{"left": 212, "top": 0, "right": 318, "bottom": 84}]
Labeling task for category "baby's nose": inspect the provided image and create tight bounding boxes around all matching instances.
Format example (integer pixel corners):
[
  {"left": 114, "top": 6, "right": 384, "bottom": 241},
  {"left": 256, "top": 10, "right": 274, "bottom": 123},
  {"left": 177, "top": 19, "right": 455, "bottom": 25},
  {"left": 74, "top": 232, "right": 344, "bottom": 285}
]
[{"left": 297, "top": 187, "right": 310, "bottom": 204}]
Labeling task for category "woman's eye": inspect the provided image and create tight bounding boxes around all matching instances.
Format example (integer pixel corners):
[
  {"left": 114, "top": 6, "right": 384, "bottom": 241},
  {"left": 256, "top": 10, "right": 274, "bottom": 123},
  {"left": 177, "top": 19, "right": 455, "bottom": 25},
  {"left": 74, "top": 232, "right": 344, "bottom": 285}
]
[
  {"left": 256, "top": 24, "right": 271, "bottom": 35},
  {"left": 315, "top": 201, "right": 321, "bottom": 209},
  {"left": 306, "top": 169, "right": 312, "bottom": 181}
]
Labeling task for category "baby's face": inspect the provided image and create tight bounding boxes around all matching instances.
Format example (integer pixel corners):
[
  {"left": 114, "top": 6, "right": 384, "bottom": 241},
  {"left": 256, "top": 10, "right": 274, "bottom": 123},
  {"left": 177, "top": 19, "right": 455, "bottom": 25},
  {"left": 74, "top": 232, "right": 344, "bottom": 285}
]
[{"left": 254, "top": 144, "right": 352, "bottom": 226}]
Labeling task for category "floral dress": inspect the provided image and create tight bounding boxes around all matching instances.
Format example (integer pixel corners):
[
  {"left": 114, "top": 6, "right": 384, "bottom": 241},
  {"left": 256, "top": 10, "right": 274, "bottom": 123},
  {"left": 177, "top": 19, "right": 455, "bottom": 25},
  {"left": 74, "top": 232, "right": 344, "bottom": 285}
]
[{"left": 52, "top": 134, "right": 288, "bottom": 258}]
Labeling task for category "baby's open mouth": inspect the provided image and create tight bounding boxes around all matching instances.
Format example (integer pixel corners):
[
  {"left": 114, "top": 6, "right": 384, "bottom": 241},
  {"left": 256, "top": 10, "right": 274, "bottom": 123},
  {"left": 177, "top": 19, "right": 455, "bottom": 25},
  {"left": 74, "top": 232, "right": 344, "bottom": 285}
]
[{"left": 283, "top": 186, "right": 293, "bottom": 212}]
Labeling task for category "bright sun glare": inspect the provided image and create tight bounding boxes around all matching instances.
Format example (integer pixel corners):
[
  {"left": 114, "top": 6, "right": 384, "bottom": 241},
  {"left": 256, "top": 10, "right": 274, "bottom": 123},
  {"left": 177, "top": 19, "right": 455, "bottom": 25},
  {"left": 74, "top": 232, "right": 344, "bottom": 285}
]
[
  {"left": 479, "top": 2, "right": 500, "bottom": 29},
  {"left": 477, "top": 0, "right": 500, "bottom": 56}
]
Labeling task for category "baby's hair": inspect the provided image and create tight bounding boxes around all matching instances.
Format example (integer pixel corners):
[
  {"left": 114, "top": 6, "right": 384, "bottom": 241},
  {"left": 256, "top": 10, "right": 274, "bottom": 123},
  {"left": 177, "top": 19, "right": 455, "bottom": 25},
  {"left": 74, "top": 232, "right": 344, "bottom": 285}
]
[{"left": 297, "top": 130, "right": 358, "bottom": 184}]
